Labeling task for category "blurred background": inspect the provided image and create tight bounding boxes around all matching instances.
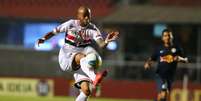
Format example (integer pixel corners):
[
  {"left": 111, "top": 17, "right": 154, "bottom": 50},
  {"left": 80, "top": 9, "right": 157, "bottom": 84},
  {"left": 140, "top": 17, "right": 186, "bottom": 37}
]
[{"left": 0, "top": 0, "right": 201, "bottom": 101}]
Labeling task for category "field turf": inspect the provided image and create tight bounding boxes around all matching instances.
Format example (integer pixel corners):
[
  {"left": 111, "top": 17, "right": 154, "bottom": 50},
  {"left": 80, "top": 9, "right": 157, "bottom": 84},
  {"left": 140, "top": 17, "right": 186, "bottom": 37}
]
[{"left": 0, "top": 96, "right": 151, "bottom": 101}]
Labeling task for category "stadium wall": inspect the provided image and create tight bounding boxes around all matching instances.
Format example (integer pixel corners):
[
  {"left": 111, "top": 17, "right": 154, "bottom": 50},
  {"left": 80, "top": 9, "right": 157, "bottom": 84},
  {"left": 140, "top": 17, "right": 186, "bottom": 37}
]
[
  {"left": 0, "top": 0, "right": 114, "bottom": 19},
  {"left": 0, "top": 77, "right": 200, "bottom": 101}
]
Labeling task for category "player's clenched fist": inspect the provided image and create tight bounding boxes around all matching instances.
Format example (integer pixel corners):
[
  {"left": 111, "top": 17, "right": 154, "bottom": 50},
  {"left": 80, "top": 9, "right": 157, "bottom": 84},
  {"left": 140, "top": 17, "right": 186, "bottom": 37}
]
[{"left": 37, "top": 38, "right": 45, "bottom": 46}]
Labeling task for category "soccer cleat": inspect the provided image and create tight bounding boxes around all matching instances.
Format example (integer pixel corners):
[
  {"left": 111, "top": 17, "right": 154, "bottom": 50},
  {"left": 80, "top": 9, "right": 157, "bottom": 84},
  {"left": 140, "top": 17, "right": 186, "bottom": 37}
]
[{"left": 93, "top": 70, "right": 108, "bottom": 87}]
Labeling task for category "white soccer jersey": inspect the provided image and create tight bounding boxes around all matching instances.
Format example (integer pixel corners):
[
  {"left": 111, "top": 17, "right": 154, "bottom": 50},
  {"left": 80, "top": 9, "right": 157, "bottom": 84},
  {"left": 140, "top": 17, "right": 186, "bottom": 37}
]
[
  {"left": 56, "top": 19, "right": 104, "bottom": 88},
  {"left": 57, "top": 19, "right": 102, "bottom": 73},
  {"left": 53, "top": 19, "right": 103, "bottom": 47}
]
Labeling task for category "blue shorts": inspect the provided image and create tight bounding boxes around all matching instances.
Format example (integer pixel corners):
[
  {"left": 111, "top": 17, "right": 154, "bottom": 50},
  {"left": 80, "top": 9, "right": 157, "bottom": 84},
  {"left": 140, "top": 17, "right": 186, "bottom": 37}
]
[{"left": 155, "top": 74, "right": 173, "bottom": 92}]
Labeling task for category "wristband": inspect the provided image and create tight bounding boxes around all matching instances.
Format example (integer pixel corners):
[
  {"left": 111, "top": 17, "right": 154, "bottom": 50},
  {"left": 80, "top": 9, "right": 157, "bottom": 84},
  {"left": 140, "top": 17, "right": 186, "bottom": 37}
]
[{"left": 41, "top": 37, "right": 46, "bottom": 41}]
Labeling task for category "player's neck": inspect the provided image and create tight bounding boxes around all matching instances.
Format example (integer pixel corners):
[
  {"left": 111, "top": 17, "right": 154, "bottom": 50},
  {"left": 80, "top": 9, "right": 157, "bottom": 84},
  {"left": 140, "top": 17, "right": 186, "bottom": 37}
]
[
  {"left": 80, "top": 24, "right": 88, "bottom": 28},
  {"left": 164, "top": 43, "right": 170, "bottom": 47}
]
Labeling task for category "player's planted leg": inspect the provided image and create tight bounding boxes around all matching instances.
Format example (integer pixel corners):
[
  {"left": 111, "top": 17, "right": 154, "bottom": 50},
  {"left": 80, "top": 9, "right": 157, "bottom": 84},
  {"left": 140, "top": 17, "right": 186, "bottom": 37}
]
[
  {"left": 76, "top": 81, "right": 92, "bottom": 101},
  {"left": 76, "top": 91, "right": 88, "bottom": 101}
]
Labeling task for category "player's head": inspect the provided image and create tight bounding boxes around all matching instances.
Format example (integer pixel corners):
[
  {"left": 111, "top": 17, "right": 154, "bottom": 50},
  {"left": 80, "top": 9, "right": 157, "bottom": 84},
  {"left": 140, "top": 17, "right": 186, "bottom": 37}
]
[
  {"left": 161, "top": 29, "right": 173, "bottom": 45},
  {"left": 77, "top": 6, "right": 91, "bottom": 27}
]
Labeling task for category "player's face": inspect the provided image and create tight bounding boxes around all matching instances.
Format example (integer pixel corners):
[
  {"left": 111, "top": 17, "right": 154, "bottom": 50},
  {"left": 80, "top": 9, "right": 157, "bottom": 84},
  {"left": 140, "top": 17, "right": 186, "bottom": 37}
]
[
  {"left": 77, "top": 9, "right": 90, "bottom": 27},
  {"left": 162, "top": 32, "right": 171, "bottom": 44}
]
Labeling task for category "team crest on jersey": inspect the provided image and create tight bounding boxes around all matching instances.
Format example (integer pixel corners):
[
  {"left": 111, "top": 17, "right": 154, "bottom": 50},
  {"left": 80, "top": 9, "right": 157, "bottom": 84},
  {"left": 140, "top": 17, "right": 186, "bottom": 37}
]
[
  {"left": 171, "top": 48, "right": 176, "bottom": 53},
  {"left": 160, "top": 50, "right": 164, "bottom": 54}
]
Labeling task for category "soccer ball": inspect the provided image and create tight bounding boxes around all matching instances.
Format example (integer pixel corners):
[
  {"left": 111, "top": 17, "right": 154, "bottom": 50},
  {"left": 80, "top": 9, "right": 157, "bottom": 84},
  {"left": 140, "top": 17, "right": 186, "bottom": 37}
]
[{"left": 86, "top": 53, "right": 102, "bottom": 69}]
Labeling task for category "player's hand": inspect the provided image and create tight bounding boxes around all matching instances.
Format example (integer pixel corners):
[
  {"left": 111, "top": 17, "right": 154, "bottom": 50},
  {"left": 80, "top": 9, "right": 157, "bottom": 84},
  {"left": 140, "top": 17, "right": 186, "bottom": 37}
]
[
  {"left": 174, "top": 56, "right": 188, "bottom": 63},
  {"left": 144, "top": 62, "right": 151, "bottom": 70},
  {"left": 37, "top": 38, "right": 45, "bottom": 47},
  {"left": 105, "top": 31, "right": 119, "bottom": 43}
]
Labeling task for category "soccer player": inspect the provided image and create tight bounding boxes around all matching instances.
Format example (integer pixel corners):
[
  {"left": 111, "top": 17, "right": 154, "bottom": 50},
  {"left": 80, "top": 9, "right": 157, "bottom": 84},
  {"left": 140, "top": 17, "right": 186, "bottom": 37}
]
[
  {"left": 144, "top": 29, "right": 188, "bottom": 101},
  {"left": 37, "top": 6, "right": 118, "bottom": 101}
]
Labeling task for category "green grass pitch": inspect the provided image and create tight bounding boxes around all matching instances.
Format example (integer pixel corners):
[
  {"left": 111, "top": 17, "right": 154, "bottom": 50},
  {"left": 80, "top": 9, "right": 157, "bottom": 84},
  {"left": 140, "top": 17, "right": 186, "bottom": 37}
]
[{"left": 0, "top": 96, "right": 151, "bottom": 101}]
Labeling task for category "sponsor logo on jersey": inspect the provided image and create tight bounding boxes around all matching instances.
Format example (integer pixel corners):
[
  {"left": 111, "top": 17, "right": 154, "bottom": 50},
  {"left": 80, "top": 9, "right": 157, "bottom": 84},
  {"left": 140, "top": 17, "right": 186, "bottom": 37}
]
[{"left": 160, "top": 55, "right": 174, "bottom": 63}]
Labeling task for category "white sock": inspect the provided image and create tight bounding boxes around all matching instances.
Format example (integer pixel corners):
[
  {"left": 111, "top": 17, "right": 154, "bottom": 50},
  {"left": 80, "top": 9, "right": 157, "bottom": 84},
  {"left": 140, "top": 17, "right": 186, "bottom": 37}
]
[
  {"left": 80, "top": 58, "right": 96, "bottom": 81},
  {"left": 75, "top": 91, "right": 88, "bottom": 101}
]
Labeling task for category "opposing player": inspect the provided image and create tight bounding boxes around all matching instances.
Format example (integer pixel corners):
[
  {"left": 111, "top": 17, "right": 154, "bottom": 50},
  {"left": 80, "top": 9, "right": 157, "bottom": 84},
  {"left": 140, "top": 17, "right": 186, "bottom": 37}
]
[
  {"left": 37, "top": 6, "right": 118, "bottom": 101},
  {"left": 144, "top": 29, "right": 188, "bottom": 101}
]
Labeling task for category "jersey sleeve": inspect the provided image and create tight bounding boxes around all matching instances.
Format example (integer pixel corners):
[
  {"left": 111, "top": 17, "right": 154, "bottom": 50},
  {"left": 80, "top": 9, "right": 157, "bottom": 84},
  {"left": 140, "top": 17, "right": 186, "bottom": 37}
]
[
  {"left": 88, "top": 25, "right": 103, "bottom": 41},
  {"left": 88, "top": 29, "right": 103, "bottom": 41},
  {"left": 52, "top": 19, "right": 74, "bottom": 34}
]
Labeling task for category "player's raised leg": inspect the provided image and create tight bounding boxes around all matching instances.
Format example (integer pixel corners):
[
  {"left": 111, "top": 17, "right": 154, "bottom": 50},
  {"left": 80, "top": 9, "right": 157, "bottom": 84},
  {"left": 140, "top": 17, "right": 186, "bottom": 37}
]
[{"left": 74, "top": 53, "right": 107, "bottom": 86}]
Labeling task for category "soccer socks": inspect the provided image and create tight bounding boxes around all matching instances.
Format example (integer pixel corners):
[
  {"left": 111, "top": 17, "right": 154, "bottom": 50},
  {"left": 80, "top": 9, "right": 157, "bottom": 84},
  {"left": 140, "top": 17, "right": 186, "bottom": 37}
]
[
  {"left": 160, "top": 99, "right": 166, "bottom": 101},
  {"left": 80, "top": 57, "right": 96, "bottom": 81},
  {"left": 160, "top": 98, "right": 167, "bottom": 101},
  {"left": 76, "top": 91, "right": 88, "bottom": 101}
]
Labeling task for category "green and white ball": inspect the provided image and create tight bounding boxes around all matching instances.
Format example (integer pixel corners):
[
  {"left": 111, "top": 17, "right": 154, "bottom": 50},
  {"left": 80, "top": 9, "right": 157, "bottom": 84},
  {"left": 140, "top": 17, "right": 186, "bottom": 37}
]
[{"left": 86, "top": 53, "right": 102, "bottom": 69}]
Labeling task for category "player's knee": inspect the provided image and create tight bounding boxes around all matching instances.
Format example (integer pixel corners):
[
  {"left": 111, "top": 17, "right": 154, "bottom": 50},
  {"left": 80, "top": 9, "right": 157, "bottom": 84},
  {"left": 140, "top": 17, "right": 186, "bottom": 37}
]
[
  {"left": 80, "top": 82, "right": 92, "bottom": 96},
  {"left": 81, "top": 87, "right": 91, "bottom": 96},
  {"left": 74, "top": 53, "right": 86, "bottom": 65},
  {"left": 160, "top": 91, "right": 167, "bottom": 99}
]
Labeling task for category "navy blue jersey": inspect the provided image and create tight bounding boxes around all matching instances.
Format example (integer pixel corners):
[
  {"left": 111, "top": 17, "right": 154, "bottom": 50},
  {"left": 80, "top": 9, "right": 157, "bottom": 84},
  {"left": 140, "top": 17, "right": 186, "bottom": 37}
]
[{"left": 151, "top": 44, "right": 184, "bottom": 79}]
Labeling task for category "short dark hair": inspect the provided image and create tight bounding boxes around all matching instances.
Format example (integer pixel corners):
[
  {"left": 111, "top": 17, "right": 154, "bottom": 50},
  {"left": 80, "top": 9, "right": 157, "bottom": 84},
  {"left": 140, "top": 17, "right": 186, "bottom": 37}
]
[{"left": 162, "top": 29, "right": 172, "bottom": 35}]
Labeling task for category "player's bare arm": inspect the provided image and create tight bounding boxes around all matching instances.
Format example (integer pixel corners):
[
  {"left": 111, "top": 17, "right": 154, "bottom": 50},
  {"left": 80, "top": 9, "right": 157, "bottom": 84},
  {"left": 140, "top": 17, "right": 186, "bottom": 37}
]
[
  {"left": 96, "top": 31, "right": 119, "bottom": 48},
  {"left": 37, "top": 31, "right": 56, "bottom": 46}
]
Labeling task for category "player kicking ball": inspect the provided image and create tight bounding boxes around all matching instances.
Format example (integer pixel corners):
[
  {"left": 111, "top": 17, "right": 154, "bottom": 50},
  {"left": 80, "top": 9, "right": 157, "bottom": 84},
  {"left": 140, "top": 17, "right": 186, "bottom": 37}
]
[{"left": 37, "top": 6, "right": 118, "bottom": 101}]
